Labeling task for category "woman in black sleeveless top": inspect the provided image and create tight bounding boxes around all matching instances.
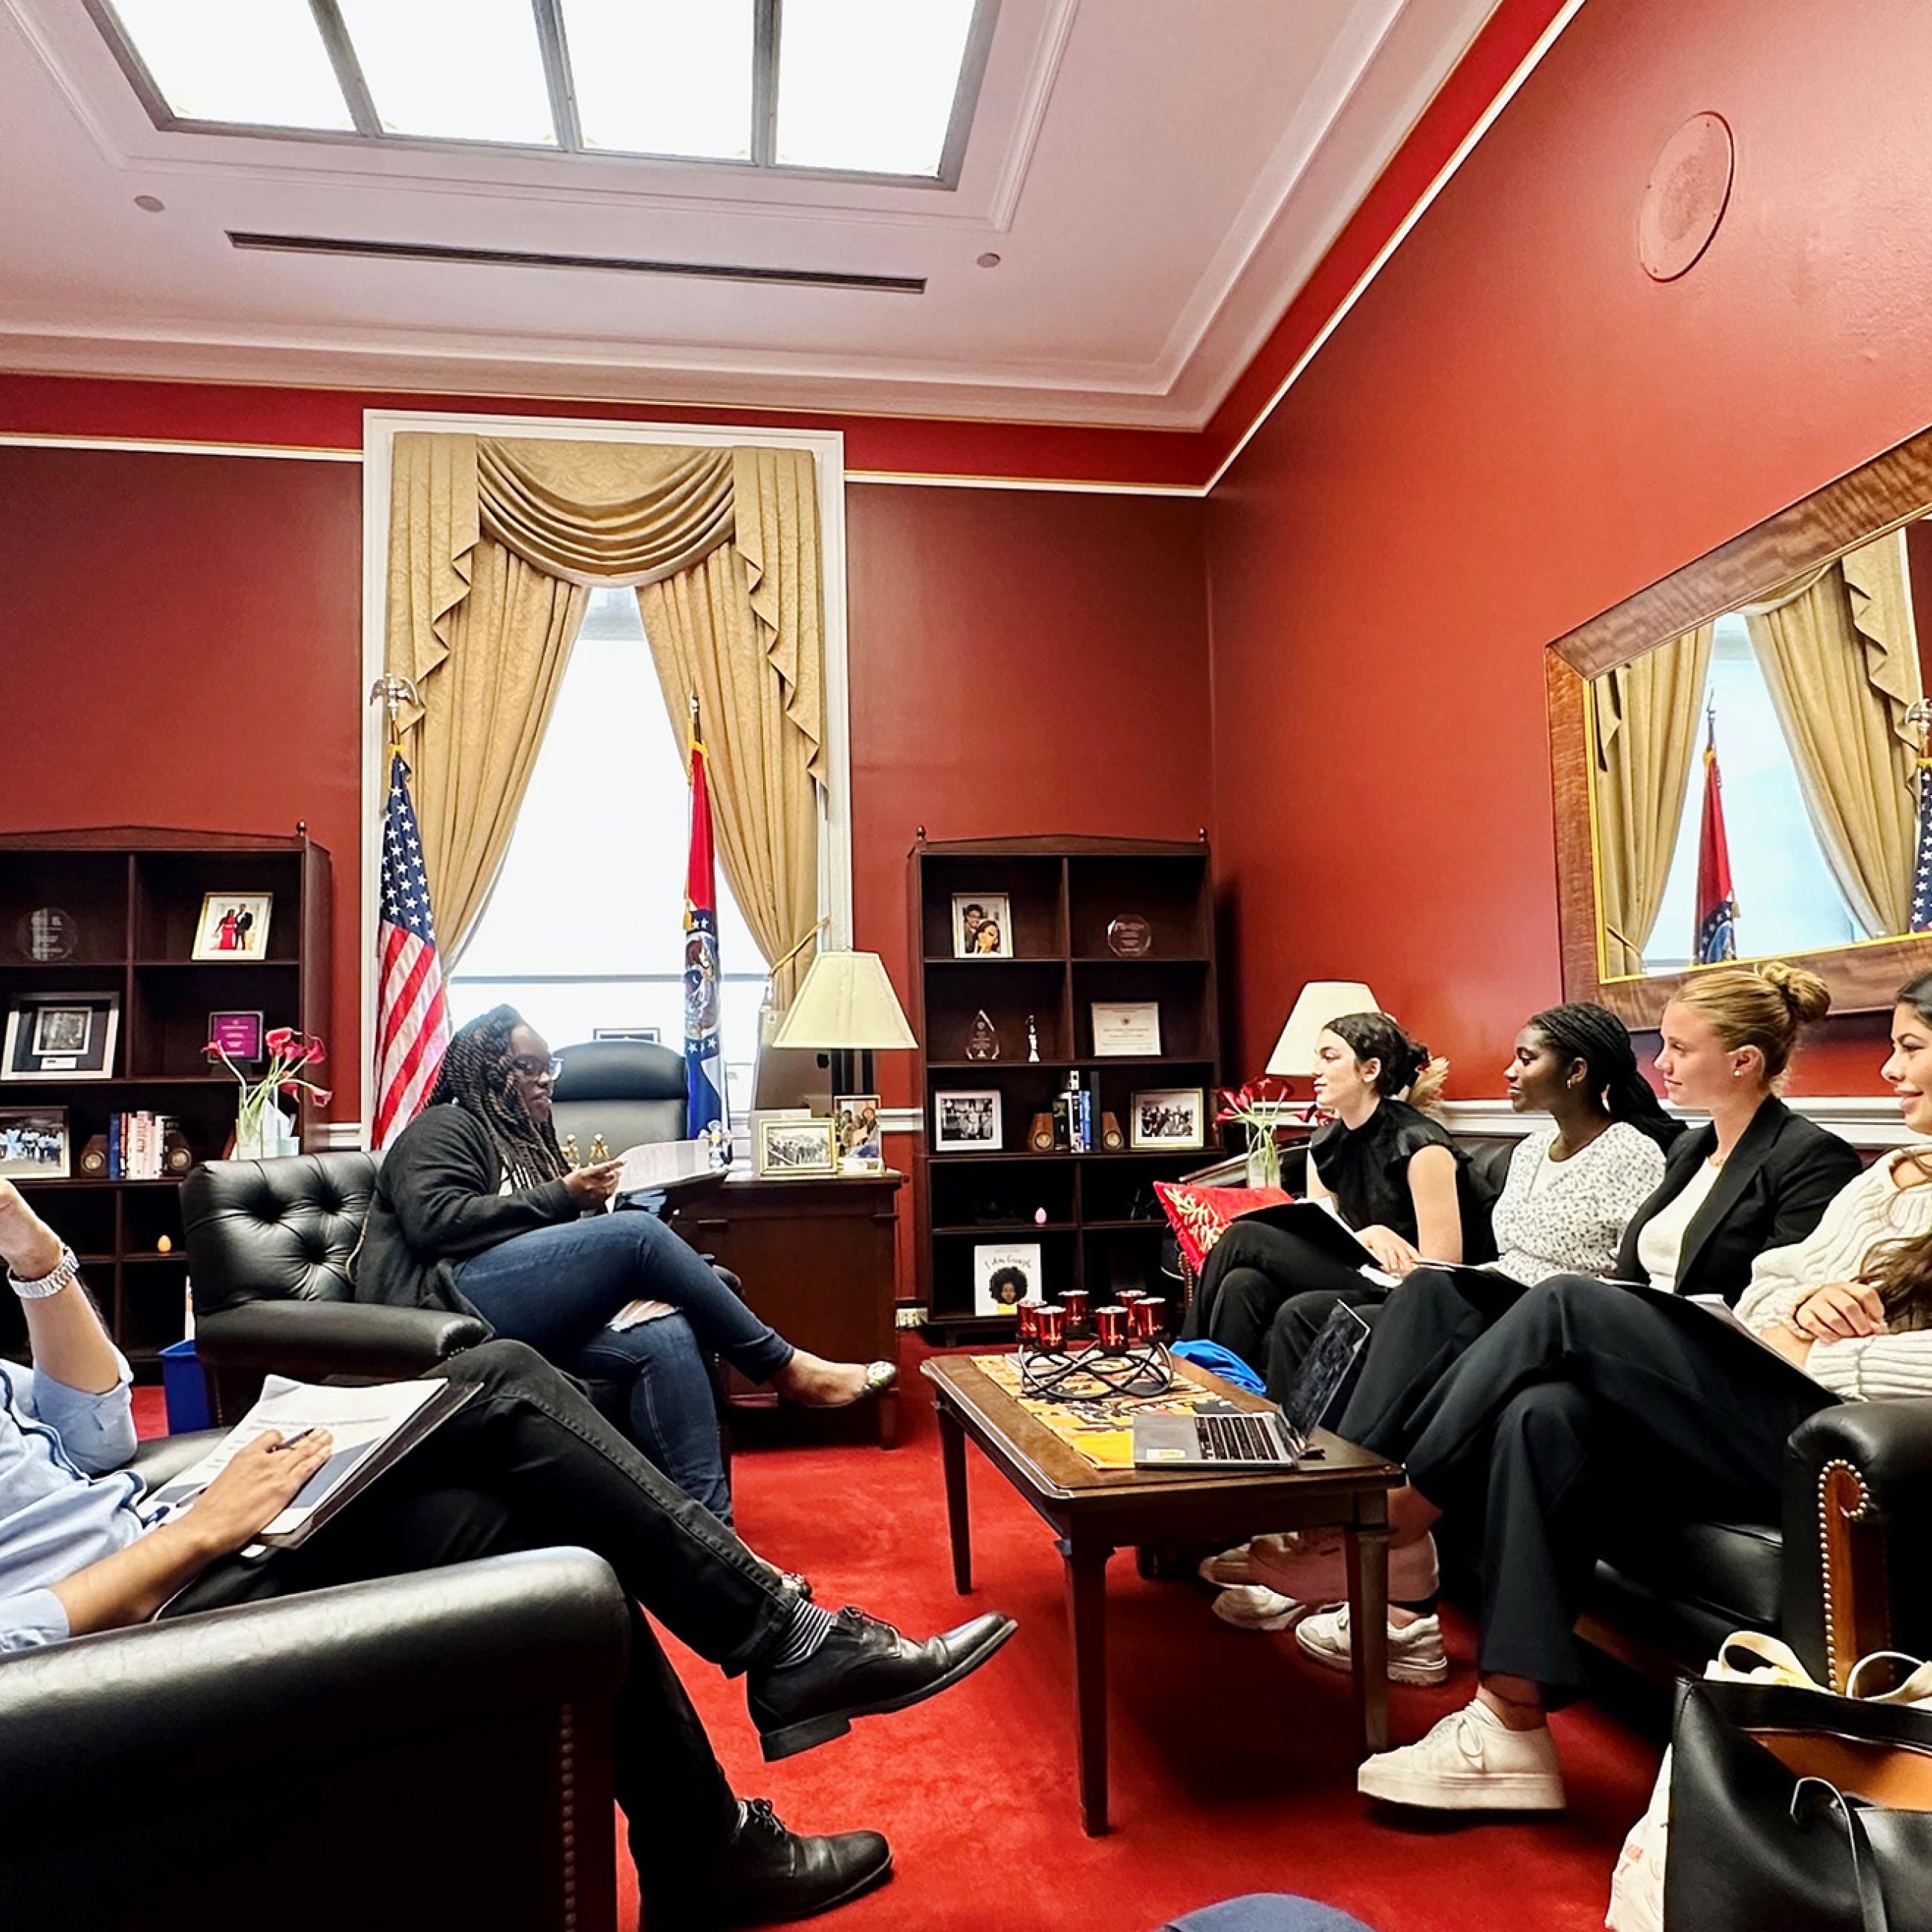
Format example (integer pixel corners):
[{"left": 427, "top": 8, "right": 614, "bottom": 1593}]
[{"left": 1181, "top": 1011, "right": 1483, "bottom": 1373}]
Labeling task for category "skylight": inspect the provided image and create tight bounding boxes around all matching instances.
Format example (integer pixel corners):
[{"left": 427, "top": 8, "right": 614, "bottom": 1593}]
[{"left": 94, "top": 0, "right": 992, "bottom": 183}]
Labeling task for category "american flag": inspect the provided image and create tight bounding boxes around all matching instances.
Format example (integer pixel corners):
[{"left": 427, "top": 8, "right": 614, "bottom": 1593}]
[{"left": 373, "top": 751, "right": 452, "bottom": 1147}]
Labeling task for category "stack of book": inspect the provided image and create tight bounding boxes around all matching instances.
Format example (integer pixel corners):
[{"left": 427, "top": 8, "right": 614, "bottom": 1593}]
[{"left": 107, "top": 1110, "right": 178, "bottom": 1179}]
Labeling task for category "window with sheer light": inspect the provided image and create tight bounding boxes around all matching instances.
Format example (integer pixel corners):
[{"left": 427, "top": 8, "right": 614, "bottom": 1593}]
[
  {"left": 449, "top": 587, "right": 767, "bottom": 1114},
  {"left": 96, "top": 0, "right": 989, "bottom": 183}
]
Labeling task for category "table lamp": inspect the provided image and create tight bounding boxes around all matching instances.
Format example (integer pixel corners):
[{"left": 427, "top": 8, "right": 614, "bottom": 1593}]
[
  {"left": 770, "top": 949, "right": 918, "bottom": 1097},
  {"left": 1266, "top": 980, "right": 1381, "bottom": 1087}
]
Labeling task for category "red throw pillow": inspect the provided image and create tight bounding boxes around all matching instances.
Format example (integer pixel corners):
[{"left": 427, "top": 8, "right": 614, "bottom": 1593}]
[{"left": 1153, "top": 1181, "right": 1294, "bottom": 1275}]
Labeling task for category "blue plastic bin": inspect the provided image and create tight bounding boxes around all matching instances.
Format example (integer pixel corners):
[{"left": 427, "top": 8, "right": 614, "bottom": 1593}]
[{"left": 159, "top": 1338, "right": 211, "bottom": 1435}]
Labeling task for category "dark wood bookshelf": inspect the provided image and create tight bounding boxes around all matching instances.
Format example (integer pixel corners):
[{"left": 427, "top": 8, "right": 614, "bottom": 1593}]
[
  {"left": 907, "top": 833, "right": 1220, "bottom": 1342},
  {"left": 0, "top": 828, "right": 331, "bottom": 1373}
]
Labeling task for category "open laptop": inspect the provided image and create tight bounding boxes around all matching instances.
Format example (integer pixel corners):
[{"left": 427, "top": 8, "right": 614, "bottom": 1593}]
[{"left": 1131, "top": 1302, "right": 1372, "bottom": 1471}]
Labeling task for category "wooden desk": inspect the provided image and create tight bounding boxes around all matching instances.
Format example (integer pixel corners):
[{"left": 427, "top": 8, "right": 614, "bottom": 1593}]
[
  {"left": 669, "top": 1169, "right": 903, "bottom": 1446},
  {"left": 921, "top": 1352, "right": 1401, "bottom": 1834}
]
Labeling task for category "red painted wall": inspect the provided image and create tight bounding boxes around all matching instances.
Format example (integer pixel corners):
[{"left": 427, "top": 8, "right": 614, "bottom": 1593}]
[
  {"left": 1206, "top": 0, "right": 1932, "bottom": 1097},
  {"left": 0, "top": 449, "right": 1212, "bottom": 1161},
  {"left": 0, "top": 445, "right": 366, "bottom": 1119}
]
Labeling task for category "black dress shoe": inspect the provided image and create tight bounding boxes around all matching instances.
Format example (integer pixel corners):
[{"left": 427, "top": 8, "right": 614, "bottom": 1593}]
[
  {"left": 693, "top": 1799, "right": 892, "bottom": 1926},
  {"left": 747, "top": 1607, "right": 1017, "bottom": 1761}
]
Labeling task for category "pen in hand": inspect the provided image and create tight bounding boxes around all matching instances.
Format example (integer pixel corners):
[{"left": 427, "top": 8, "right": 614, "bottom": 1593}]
[{"left": 270, "top": 1427, "right": 317, "bottom": 1454}]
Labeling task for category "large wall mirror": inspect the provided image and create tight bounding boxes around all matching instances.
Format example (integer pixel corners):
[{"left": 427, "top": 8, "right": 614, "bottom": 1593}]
[{"left": 1547, "top": 423, "right": 1932, "bottom": 1025}]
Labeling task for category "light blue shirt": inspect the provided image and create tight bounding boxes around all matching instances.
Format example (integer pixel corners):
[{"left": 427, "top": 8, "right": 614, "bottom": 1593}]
[{"left": 0, "top": 1353, "right": 143, "bottom": 1653}]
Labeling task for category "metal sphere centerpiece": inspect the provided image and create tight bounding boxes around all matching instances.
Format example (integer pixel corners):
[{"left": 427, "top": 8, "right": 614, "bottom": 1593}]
[{"left": 1017, "top": 1286, "right": 1173, "bottom": 1398}]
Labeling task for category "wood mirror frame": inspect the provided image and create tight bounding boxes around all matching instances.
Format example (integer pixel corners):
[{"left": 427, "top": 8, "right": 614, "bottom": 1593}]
[{"left": 1546, "top": 419, "right": 1932, "bottom": 1028}]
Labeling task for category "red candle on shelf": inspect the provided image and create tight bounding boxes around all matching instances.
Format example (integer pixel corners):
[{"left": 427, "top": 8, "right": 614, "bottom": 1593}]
[
  {"left": 1129, "top": 1295, "right": 1164, "bottom": 1338},
  {"left": 1118, "top": 1288, "right": 1146, "bottom": 1303},
  {"left": 1060, "top": 1287, "right": 1090, "bottom": 1328},
  {"left": 1017, "top": 1300, "right": 1041, "bottom": 1342},
  {"left": 1036, "top": 1304, "right": 1066, "bottom": 1350},
  {"left": 1095, "top": 1305, "right": 1127, "bottom": 1349}
]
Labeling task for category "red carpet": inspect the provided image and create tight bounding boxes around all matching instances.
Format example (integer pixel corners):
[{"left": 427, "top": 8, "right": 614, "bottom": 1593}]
[{"left": 135, "top": 1361, "right": 1658, "bottom": 1929}]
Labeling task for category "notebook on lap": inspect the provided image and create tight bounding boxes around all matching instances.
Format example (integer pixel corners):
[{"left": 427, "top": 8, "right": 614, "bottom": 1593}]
[{"left": 1131, "top": 1302, "right": 1372, "bottom": 1471}]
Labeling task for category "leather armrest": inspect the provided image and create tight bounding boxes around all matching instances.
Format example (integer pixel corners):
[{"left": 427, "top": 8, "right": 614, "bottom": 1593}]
[
  {"left": 195, "top": 1300, "right": 490, "bottom": 1377},
  {"left": 0, "top": 1549, "right": 628, "bottom": 1828},
  {"left": 1783, "top": 1398, "right": 1932, "bottom": 1683},
  {"left": 124, "top": 1429, "right": 224, "bottom": 1489}
]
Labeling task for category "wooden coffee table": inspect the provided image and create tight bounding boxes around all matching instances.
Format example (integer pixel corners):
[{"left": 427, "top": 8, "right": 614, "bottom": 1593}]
[{"left": 922, "top": 1352, "right": 1403, "bottom": 1835}]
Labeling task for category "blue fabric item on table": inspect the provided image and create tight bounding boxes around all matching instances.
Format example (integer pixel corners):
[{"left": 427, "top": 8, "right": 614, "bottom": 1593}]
[
  {"left": 1159, "top": 1896, "right": 1380, "bottom": 1932},
  {"left": 1169, "top": 1339, "right": 1267, "bottom": 1393}
]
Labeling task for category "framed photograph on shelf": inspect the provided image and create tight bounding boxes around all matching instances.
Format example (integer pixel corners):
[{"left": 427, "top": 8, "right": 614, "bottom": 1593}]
[
  {"left": 0, "top": 1105, "right": 69, "bottom": 1179},
  {"left": 191, "top": 892, "right": 273, "bottom": 961},
  {"left": 1090, "top": 1000, "right": 1161, "bottom": 1057},
  {"left": 755, "top": 1115, "right": 837, "bottom": 1177},
  {"left": 973, "top": 1241, "right": 1042, "bottom": 1316},
  {"left": 1129, "top": 1086, "right": 1205, "bottom": 1150},
  {"left": 951, "top": 892, "right": 1013, "bottom": 959},
  {"left": 208, "top": 1010, "right": 265, "bottom": 1063},
  {"left": 3, "top": 991, "right": 120, "bottom": 1082},
  {"left": 832, "top": 1093, "right": 884, "bottom": 1174},
  {"left": 933, "top": 1089, "right": 1002, "bottom": 1153}
]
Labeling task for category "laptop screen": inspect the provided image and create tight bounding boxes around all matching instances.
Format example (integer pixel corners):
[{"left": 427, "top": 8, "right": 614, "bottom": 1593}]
[{"left": 1278, "top": 1302, "right": 1372, "bottom": 1445}]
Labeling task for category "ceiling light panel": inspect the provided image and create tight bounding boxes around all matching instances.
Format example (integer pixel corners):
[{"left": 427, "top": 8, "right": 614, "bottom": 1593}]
[
  {"left": 109, "top": 0, "right": 354, "bottom": 130},
  {"left": 563, "top": 0, "right": 755, "bottom": 161},
  {"left": 776, "top": 0, "right": 976, "bottom": 176},
  {"left": 336, "top": 0, "right": 558, "bottom": 145}
]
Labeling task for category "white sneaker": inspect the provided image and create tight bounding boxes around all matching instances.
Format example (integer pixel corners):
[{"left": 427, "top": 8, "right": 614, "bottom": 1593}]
[
  {"left": 1295, "top": 1604, "right": 1450, "bottom": 1685},
  {"left": 1357, "top": 1698, "right": 1566, "bottom": 1811},
  {"left": 1210, "top": 1583, "right": 1312, "bottom": 1632},
  {"left": 1197, "top": 1543, "right": 1257, "bottom": 1587}
]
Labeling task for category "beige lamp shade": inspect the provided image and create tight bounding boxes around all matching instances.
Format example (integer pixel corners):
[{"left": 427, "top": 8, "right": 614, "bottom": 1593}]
[
  {"left": 1265, "top": 981, "right": 1381, "bottom": 1077},
  {"left": 771, "top": 950, "right": 918, "bottom": 1051}
]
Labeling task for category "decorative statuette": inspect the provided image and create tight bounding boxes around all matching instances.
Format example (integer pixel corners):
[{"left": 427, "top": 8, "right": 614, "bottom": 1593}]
[
  {"left": 563, "top": 1133, "right": 581, "bottom": 1165},
  {"left": 589, "top": 1133, "right": 611, "bottom": 1163},
  {"left": 965, "top": 1008, "right": 1000, "bottom": 1061},
  {"left": 1106, "top": 914, "right": 1153, "bottom": 958},
  {"left": 1026, "top": 1014, "right": 1040, "bottom": 1063}
]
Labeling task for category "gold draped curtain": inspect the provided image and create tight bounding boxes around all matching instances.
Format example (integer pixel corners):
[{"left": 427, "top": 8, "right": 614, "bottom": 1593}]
[
  {"left": 385, "top": 433, "right": 826, "bottom": 985},
  {"left": 1590, "top": 623, "right": 1714, "bottom": 976},
  {"left": 1743, "top": 529, "right": 1924, "bottom": 940}
]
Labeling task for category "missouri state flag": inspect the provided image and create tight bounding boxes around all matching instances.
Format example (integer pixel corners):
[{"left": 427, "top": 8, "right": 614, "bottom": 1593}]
[
  {"left": 1695, "top": 713, "right": 1738, "bottom": 964},
  {"left": 682, "top": 720, "right": 727, "bottom": 1138}
]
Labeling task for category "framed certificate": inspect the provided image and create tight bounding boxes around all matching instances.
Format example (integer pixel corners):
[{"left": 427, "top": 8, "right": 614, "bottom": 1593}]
[{"left": 1090, "top": 1000, "right": 1161, "bottom": 1057}]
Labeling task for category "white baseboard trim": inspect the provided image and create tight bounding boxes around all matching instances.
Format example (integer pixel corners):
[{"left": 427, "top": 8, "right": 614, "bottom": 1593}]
[
  {"left": 313, "top": 1098, "right": 1914, "bottom": 1156},
  {"left": 1439, "top": 1097, "right": 1914, "bottom": 1151}
]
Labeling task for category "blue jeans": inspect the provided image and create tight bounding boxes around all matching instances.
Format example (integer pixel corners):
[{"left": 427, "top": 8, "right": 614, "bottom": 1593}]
[{"left": 454, "top": 1209, "right": 794, "bottom": 1521}]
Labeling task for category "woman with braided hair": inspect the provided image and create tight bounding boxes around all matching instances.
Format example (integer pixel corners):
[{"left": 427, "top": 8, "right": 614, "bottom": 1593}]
[{"left": 355, "top": 1006, "right": 893, "bottom": 1520}]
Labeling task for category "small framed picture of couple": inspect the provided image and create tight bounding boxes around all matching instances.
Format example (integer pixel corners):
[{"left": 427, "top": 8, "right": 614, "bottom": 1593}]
[
  {"left": 192, "top": 892, "right": 274, "bottom": 962},
  {"left": 951, "top": 892, "right": 1013, "bottom": 959}
]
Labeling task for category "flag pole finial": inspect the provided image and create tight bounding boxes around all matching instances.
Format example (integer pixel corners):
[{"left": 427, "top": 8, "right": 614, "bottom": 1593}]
[{"left": 368, "top": 673, "right": 421, "bottom": 756}]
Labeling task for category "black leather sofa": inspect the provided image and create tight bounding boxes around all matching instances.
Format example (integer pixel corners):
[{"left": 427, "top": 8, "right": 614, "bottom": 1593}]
[
  {"left": 1273, "top": 1130, "right": 1932, "bottom": 1689},
  {"left": 0, "top": 1424, "right": 626, "bottom": 1932}
]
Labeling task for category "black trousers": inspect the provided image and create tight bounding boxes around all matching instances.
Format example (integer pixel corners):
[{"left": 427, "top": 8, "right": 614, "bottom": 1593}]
[
  {"left": 1183, "top": 1222, "right": 1387, "bottom": 1375},
  {"left": 1344, "top": 1276, "right": 1832, "bottom": 1693},
  {"left": 163, "top": 1341, "right": 799, "bottom": 1913}
]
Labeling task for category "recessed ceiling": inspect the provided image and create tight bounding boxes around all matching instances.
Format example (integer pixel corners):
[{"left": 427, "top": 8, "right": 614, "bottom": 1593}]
[{"left": 0, "top": 0, "right": 1503, "bottom": 428}]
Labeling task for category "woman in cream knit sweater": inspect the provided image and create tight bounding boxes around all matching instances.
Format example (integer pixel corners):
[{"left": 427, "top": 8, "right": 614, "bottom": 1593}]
[{"left": 1250, "top": 967, "right": 1932, "bottom": 1818}]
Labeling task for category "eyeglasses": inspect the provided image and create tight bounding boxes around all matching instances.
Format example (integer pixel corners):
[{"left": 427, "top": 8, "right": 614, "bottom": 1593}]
[{"left": 508, "top": 1054, "right": 563, "bottom": 1081}]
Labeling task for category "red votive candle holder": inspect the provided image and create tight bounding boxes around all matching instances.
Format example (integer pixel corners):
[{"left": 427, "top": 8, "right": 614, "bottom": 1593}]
[
  {"left": 1118, "top": 1287, "right": 1146, "bottom": 1304},
  {"left": 1129, "top": 1295, "right": 1164, "bottom": 1338},
  {"left": 1035, "top": 1303, "right": 1066, "bottom": 1350},
  {"left": 1060, "top": 1286, "right": 1089, "bottom": 1328},
  {"left": 1017, "top": 1300, "right": 1041, "bottom": 1342},
  {"left": 1095, "top": 1305, "right": 1127, "bottom": 1349}
]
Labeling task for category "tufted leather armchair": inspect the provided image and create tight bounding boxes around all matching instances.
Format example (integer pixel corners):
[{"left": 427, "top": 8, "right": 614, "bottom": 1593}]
[
  {"left": 0, "top": 1482, "right": 626, "bottom": 1932},
  {"left": 182, "top": 1152, "right": 490, "bottom": 1422}
]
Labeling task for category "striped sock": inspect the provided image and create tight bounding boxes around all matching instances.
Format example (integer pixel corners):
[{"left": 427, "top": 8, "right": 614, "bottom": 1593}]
[{"left": 767, "top": 1596, "right": 838, "bottom": 1670}]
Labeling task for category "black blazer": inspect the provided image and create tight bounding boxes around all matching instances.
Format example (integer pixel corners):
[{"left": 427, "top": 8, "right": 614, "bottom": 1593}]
[{"left": 1610, "top": 1095, "right": 1861, "bottom": 1304}]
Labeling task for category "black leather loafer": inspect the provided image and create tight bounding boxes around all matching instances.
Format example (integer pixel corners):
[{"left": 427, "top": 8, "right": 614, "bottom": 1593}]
[
  {"left": 747, "top": 1607, "right": 1017, "bottom": 1761},
  {"left": 694, "top": 1799, "right": 892, "bottom": 1926}
]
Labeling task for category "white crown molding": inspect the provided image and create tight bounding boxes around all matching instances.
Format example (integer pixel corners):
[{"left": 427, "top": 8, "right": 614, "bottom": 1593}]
[{"left": 984, "top": 0, "right": 1078, "bottom": 233}]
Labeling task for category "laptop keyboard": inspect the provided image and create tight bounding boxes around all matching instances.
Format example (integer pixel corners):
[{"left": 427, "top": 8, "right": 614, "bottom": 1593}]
[{"left": 1194, "top": 1413, "right": 1284, "bottom": 1461}]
